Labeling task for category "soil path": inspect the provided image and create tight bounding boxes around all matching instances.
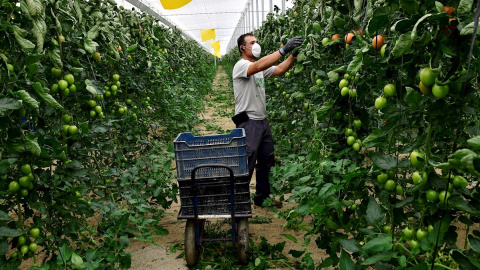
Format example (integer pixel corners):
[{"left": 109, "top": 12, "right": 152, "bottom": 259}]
[{"left": 127, "top": 65, "right": 328, "bottom": 269}]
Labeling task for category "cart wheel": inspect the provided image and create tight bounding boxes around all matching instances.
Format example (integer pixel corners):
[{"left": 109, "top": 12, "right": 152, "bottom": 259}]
[
  {"left": 185, "top": 219, "right": 200, "bottom": 266},
  {"left": 237, "top": 218, "right": 249, "bottom": 264}
]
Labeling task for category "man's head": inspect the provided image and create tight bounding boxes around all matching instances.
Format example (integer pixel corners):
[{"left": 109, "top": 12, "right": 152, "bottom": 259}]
[{"left": 237, "top": 33, "right": 257, "bottom": 54}]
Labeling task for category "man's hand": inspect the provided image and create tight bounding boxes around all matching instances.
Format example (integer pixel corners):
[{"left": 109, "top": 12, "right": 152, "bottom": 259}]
[
  {"left": 292, "top": 48, "right": 301, "bottom": 58},
  {"left": 280, "top": 36, "right": 303, "bottom": 55}
]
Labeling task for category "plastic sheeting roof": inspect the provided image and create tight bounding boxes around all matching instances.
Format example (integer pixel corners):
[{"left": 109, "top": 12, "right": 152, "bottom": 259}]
[{"left": 114, "top": 0, "right": 293, "bottom": 55}]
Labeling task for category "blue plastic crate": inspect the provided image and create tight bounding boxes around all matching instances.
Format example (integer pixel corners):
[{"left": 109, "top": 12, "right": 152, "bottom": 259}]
[{"left": 174, "top": 129, "right": 248, "bottom": 180}]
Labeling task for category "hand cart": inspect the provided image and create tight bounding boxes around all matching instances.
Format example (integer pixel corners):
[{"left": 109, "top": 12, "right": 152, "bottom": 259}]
[{"left": 173, "top": 129, "right": 252, "bottom": 266}]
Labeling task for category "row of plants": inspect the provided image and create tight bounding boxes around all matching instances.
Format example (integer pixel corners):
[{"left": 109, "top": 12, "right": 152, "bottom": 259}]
[
  {"left": 1, "top": 0, "right": 215, "bottom": 269},
  {"left": 224, "top": 0, "right": 480, "bottom": 268}
]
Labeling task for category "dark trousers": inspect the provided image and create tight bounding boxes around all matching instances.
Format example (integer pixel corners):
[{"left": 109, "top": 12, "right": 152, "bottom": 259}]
[{"left": 237, "top": 119, "right": 275, "bottom": 205}]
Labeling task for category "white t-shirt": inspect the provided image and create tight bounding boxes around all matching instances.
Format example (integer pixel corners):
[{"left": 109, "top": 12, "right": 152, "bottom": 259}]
[{"left": 232, "top": 59, "right": 276, "bottom": 120}]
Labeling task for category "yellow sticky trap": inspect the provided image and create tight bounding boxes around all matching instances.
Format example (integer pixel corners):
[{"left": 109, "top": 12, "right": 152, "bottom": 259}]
[
  {"left": 212, "top": 52, "right": 222, "bottom": 58},
  {"left": 160, "top": 0, "right": 192, "bottom": 10},
  {"left": 200, "top": 29, "right": 216, "bottom": 41},
  {"left": 210, "top": 40, "right": 220, "bottom": 51}
]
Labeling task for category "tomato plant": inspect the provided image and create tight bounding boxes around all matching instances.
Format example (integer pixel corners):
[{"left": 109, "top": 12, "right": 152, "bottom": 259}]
[
  {"left": 224, "top": 0, "right": 480, "bottom": 268},
  {"left": 1, "top": 0, "right": 215, "bottom": 268}
]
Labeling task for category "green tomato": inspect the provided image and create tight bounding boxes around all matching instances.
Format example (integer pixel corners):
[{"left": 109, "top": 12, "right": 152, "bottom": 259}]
[
  {"left": 118, "top": 107, "right": 125, "bottom": 115},
  {"left": 347, "top": 136, "right": 355, "bottom": 145},
  {"left": 410, "top": 150, "right": 425, "bottom": 167},
  {"left": 98, "top": 112, "right": 104, "bottom": 118},
  {"left": 111, "top": 85, "right": 118, "bottom": 91},
  {"left": 438, "top": 191, "right": 451, "bottom": 204},
  {"left": 377, "top": 173, "right": 388, "bottom": 184},
  {"left": 339, "top": 79, "right": 349, "bottom": 89},
  {"left": 20, "top": 164, "right": 32, "bottom": 175},
  {"left": 334, "top": 112, "right": 342, "bottom": 120},
  {"left": 345, "top": 128, "right": 354, "bottom": 136},
  {"left": 63, "top": 114, "right": 72, "bottom": 124},
  {"left": 64, "top": 74, "right": 74, "bottom": 85},
  {"left": 403, "top": 227, "right": 415, "bottom": 239},
  {"left": 126, "top": 99, "right": 132, "bottom": 105},
  {"left": 383, "top": 225, "right": 392, "bottom": 234},
  {"left": 51, "top": 84, "right": 59, "bottom": 93},
  {"left": 428, "top": 225, "right": 434, "bottom": 232},
  {"left": 321, "top": 38, "right": 330, "bottom": 46},
  {"left": 19, "top": 176, "right": 31, "bottom": 188},
  {"left": 95, "top": 106, "right": 102, "bottom": 114},
  {"left": 352, "top": 142, "right": 361, "bottom": 152},
  {"left": 112, "top": 74, "right": 120, "bottom": 81},
  {"left": 375, "top": 96, "right": 387, "bottom": 109},
  {"left": 316, "top": 79, "right": 323, "bottom": 86},
  {"left": 420, "top": 67, "right": 436, "bottom": 87},
  {"left": 68, "top": 125, "right": 78, "bottom": 135},
  {"left": 18, "top": 236, "right": 27, "bottom": 246},
  {"left": 380, "top": 44, "right": 387, "bottom": 57},
  {"left": 90, "top": 110, "right": 96, "bottom": 118},
  {"left": 395, "top": 185, "right": 403, "bottom": 195},
  {"left": 58, "top": 80, "right": 68, "bottom": 90},
  {"left": 20, "top": 189, "right": 28, "bottom": 197},
  {"left": 384, "top": 84, "right": 396, "bottom": 97},
  {"left": 20, "top": 245, "right": 29, "bottom": 254},
  {"left": 116, "top": 81, "right": 121, "bottom": 87},
  {"left": 30, "top": 228, "right": 40, "bottom": 238},
  {"left": 61, "top": 88, "right": 70, "bottom": 97},
  {"left": 69, "top": 84, "right": 76, "bottom": 93},
  {"left": 353, "top": 119, "right": 361, "bottom": 129},
  {"left": 88, "top": 100, "right": 96, "bottom": 108},
  {"left": 412, "top": 171, "right": 423, "bottom": 185},
  {"left": 51, "top": 67, "right": 62, "bottom": 78},
  {"left": 62, "top": 124, "right": 69, "bottom": 134},
  {"left": 385, "top": 180, "right": 396, "bottom": 191},
  {"left": 341, "top": 87, "right": 350, "bottom": 96},
  {"left": 426, "top": 189, "right": 439, "bottom": 202},
  {"left": 409, "top": 239, "right": 420, "bottom": 249},
  {"left": 432, "top": 84, "right": 449, "bottom": 99},
  {"left": 28, "top": 243, "right": 38, "bottom": 252},
  {"left": 9, "top": 181, "right": 20, "bottom": 192},
  {"left": 349, "top": 88, "right": 357, "bottom": 98},
  {"left": 7, "top": 63, "right": 14, "bottom": 72},
  {"left": 453, "top": 175, "right": 468, "bottom": 189},
  {"left": 416, "top": 228, "right": 428, "bottom": 241}
]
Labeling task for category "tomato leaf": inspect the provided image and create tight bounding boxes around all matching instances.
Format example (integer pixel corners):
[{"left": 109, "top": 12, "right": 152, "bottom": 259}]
[
  {"left": 71, "top": 253, "right": 85, "bottom": 269},
  {"left": 0, "top": 158, "right": 16, "bottom": 175},
  {"left": 84, "top": 38, "right": 99, "bottom": 54},
  {"left": 0, "top": 97, "right": 22, "bottom": 116},
  {"left": 457, "top": 0, "right": 474, "bottom": 14},
  {"left": 411, "top": 14, "right": 432, "bottom": 41},
  {"left": 366, "top": 198, "right": 385, "bottom": 225},
  {"left": 288, "top": 249, "right": 305, "bottom": 258},
  {"left": 327, "top": 71, "right": 339, "bottom": 83},
  {"left": 404, "top": 87, "right": 423, "bottom": 109},
  {"left": 33, "top": 82, "right": 63, "bottom": 110},
  {"left": 339, "top": 239, "right": 360, "bottom": 253},
  {"left": 370, "top": 153, "right": 397, "bottom": 170},
  {"left": 391, "top": 32, "right": 413, "bottom": 57},
  {"left": 435, "top": 1, "right": 444, "bottom": 13},
  {"left": 362, "top": 237, "right": 393, "bottom": 252},
  {"left": 361, "top": 251, "right": 396, "bottom": 265},
  {"left": 390, "top": 19, "right": 416, "bottom": 33},
  {"left": 347, "top": 51, "right": 363, "bottom": 75},
  {"left": 48, "top": 47, "right": 63, "bottom": 69},
  {"left": 281, "top": 233, "right": 298, "bottom": 243},
  {"left": 451, "top": 250, "right": 478, "bottom": 270},
  {"left": 339, "top": 249, "right": 354, "bottom": 270},
  {"left": 0, "top": 227, "right": 22, "bottom": 237},
  {"left": 449, "top": 195, "right": 480, "bottom": 216},
  {"left": 0, "top": 210, "right": 11, "bottom": 221},
  {"left": 11, "top": 25, "right": 35, "bottom": 50},
  {"left": 467, "top": 136, "right": 480, "bottom": 149},
  {"left": 468, "top": 234, "right": 480, "bottom": 253},
  {"left": 85, "top": 79, "right": 100, "bottom": 96},
  {"left": 14, "top": 90, "right": 39, "bottom": 111},
  {"left": 399, "top": 0, "right": 419, "bottom": 15},
  {"left": 87, "top": 24, "right": 101, "bottom": 40}
]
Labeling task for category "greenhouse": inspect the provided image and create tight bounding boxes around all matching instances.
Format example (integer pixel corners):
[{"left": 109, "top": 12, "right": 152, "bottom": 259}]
[{"left": 1, "top": 0, "right": 480, "bottom": 269}]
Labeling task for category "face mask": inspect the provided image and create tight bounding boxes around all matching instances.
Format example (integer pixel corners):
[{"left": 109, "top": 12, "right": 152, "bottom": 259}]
[{"left": 251, "top": 43, "right": 261, "bottom": 58}]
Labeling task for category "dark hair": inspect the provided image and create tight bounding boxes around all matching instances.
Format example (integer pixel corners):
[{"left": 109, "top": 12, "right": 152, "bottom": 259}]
[{"left": 237, "top": 33, "right": 254, "bottom": 54}]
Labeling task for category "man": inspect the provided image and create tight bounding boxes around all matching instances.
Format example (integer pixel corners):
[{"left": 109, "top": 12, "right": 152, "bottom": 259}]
[{"left": 232, "top": 33, "right": 303, "bottom": 207}]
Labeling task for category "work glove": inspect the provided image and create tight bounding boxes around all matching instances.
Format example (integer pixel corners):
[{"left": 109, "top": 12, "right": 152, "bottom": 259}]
[
  {"left": 280, "top": 36, "right": 303, "bottom": 55},
  {"left": 291, "top": 48, "right": 301, "bottom": 58}
]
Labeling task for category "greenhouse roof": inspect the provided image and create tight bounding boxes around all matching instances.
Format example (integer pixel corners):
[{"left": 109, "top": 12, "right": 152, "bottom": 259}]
[{"left": 114, "top": 0, "right": 293, "bottom": 56}]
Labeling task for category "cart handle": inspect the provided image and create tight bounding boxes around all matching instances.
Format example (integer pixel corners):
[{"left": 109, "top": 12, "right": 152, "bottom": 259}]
[{"left": 191, "top": 164, "right": 236, "bottom": 244}]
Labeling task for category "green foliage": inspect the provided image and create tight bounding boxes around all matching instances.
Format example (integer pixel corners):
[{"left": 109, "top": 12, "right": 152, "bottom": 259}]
[
  {"left": 224, "top": 0, "right": 480, "bottom": 268},
  {"left": 0, "top": 0, "right": 215, "bottom": 268}
]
